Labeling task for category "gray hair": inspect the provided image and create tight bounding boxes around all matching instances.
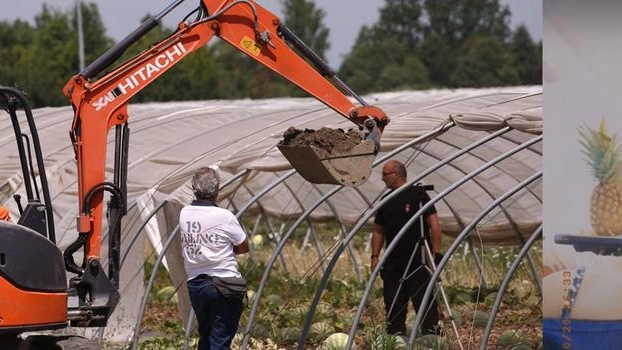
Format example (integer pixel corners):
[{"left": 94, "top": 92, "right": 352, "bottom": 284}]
[{"left": 192, "top": 167, "right": 220, "bottom": 200}]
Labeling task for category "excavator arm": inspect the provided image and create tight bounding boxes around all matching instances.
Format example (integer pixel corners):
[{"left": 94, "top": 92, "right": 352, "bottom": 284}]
[{"left": 61, "top": 0, "right": 389, "bottom": 327}]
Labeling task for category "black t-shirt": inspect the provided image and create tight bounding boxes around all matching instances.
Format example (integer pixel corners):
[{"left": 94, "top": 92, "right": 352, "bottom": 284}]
[{"left": 374, "top": 185, "right": 437, "bottom": 266}]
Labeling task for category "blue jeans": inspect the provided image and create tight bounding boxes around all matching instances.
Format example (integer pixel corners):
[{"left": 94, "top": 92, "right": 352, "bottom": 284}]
[{"left": 187, "top": 276, "right": 244, "bottom": 350}]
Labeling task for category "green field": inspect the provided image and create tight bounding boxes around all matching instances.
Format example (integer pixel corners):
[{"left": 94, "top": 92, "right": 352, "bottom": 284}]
[{"left": 128, "top": 224, "right": 542, "bottom": 350}]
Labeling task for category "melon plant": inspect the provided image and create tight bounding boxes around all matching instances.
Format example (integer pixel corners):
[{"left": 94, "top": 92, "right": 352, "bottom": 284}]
[
  {"left": 156, "top": 285, "right": 178, "bottom": 304},
  {"left": 250, "top": 323, "right": 268, "bottom": 338},
  {"left": 317, "top": 301, "right": 336, "bottom": 318},
  {"left": 347, "top": 289, "right": 364, "bottom": 307},
  {"left": 266, "top": 294, "right": 284, "bottom": 306},
  {"left": 334, "top": 312, "right": 361, "bottom": 331},
  {"left": 231, "top": 333, "right": 243, "bottom": 348},
  {"left": 452, "top": 291, "right": 472, "bottom": 305},
  {"left": 371, "top": 333, "right": 407, "bottom": 350},
  {"left": 472, "top": 310, "right": 490, "bottom": 328},
  {"left": 277, "top": 326, "right": 301, "bottom": 343},
  {"left": 310, "top": 321, "right": 336, "bottom": 340},
  {"left": 287, "top": 305, "right": 308, "bottom": 323},
  {"left": 484, "top": 291, "right": 499, "bottom": 307},
  {"left": 246, "top": 289, "right": 256, "bottom": 303},
  {"left": 511, "top": 345, "right": 532, "bottom": 350},
  {"left": 447, "top": 308, "right": 463, "bottom": 326},
  {"left": 252, "top": 234, "right": 264, "bottom": 247},
  {"left": 322, "top": 332, "right": 354, "bottom": 350},
  {"left": 497, "top": 329, "right": 527, "bottom": 349},
  {"left": 414, "top": 334, "right": 449, "bottom": 350}
]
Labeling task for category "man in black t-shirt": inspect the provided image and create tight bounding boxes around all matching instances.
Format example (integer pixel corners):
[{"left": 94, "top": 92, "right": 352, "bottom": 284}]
[{"left": 371, "top": 159, "right": 443, "bottom": 336}]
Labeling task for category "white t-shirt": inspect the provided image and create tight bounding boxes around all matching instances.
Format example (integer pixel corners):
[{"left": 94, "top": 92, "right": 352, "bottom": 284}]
[{"left": 179, "top": 201, "right": 246, "bottom": 280}]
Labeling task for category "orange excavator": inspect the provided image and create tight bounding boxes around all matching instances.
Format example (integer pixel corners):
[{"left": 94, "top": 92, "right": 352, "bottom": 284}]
[{"left": 0, "top": 0, "right": 388, "bottom": 346}]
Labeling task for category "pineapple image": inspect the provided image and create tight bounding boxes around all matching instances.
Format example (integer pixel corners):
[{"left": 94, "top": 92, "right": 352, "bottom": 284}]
[{"left": 579, "top": 118, "right": 622, "bottom": 236}]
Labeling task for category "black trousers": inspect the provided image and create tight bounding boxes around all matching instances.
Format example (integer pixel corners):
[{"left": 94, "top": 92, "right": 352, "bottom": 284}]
[{"left": 381, "top": 264, "right": 440, "bottom": 335}]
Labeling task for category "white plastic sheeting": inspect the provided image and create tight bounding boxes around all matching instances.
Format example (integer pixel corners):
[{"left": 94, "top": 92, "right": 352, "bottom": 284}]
[{"left": 0, "top": 85, "right": 541, "bottom": 343}]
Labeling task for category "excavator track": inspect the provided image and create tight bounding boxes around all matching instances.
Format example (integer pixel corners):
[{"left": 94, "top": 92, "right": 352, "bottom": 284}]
[{"left": 0, "top": 334, "right": 99, "bottom": 350}]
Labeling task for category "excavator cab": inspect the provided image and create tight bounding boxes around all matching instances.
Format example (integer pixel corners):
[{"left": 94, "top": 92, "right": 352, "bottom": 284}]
[{"left": 0, "top": 86, "right": 68, "bottom": 339}]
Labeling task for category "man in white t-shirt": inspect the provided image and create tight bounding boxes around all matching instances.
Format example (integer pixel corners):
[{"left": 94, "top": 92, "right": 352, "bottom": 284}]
[{"left": 180, "top": 167, "right": 249, "bottom": 350}]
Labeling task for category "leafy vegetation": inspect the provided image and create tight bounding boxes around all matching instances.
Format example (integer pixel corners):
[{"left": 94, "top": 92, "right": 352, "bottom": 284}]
[
  {"left": 1, "top": 0, "right": 541, "bottom": 108},
  {"left": 116, "top": 222, "right": 542, "bottom": 349}
]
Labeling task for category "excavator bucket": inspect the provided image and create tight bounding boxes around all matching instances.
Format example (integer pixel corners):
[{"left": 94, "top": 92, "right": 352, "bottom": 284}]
[{"left": 277, "top": 127, "right": 377, "bottom": 186}]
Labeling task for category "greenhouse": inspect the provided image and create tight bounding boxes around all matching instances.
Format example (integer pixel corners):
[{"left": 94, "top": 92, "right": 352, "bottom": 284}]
[{"left": 0, "top": 85, "right": 542, "bottom": 349}]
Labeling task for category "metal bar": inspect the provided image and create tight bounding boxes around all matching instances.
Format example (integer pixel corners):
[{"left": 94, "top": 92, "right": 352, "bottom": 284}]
[{"left": 409, "top": 169, "right": 542, "bottom": 347}]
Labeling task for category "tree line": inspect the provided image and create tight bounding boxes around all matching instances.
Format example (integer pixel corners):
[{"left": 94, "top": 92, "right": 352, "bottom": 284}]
[{"left": 0, "top": 0, "right": 541, "bottom": 108}]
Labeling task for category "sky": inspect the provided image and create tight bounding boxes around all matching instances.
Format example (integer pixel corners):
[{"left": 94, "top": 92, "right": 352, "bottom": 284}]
[{"left": 2, "top": 0, "right": 542, "bottom": 67}]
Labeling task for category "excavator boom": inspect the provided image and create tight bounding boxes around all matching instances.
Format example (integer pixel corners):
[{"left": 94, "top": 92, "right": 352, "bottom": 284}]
[{"left": 0, "top": 0, "right": 390, "bottom": 334}]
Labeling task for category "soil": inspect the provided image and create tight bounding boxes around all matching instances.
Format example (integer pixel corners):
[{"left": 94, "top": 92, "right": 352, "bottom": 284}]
[
  {"left": 279, "top": 127, "right": 364, "bottom": 154},
  {"left": 138, "top": 288, "right": 542, "bottom": 349},
  {"left": 452, "top": 307, "right": 542, "bottom": 349}
]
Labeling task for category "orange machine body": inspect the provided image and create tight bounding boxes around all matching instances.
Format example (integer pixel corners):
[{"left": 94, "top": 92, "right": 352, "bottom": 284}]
[
  {"left": 0, "top": 278, "right": 67, "bottom": 331},
  {"left": 1, "top": 0, "right": 389, "bottom": 336},
  {"left": 63, "top": 0, "right": 388, "bottom": 265}
]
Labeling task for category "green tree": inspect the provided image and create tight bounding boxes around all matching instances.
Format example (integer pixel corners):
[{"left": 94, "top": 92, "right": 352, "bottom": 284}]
[
  {"left": 208, "top": 43, "right": 265, "bottom": 99},
  {"left": 373, "top": 0, "right": 424, "bottom": 49},
  {"left": 338, "top": 0, "right": 428, "bottom": 93},
  {"left": 13, "top": 5, "right": 77, "bottom": 107},
  {"left": 155, "top": 46, "right": 219, "bottom": 101},
  {"left": 281, "top": 0, "right": 330, "bottom": 62},
  {"left": 423, "top": 0, "right": 511, "bottom": 45},
  {"left": 449, "top": 35, "right": 519, "bottom": 87},
  {"left": 510, "top": 25, "right": 542, "bottom": 85},
  {"left": 419, "top": 31, "right": 454, "bottom": 87},
  {"left": 81, "top": 12, "right": 218, "bottom": 103},
  {"left": 377, "top": 55, "right": 430, "bottom": 91},
  {"left": 338, "top": 27, "right": 380, "bottom": 92},
  {"left": 266, "top": 0, "right": 333, "bottom": 97},
  {"left": 421, "top": 0, "right": 512, "bottom": 87},
  {"left": 0, "top": 20, "right": 36, "bottom": 89},
  {"left": 205, "top": 0, "right": 333, "bottom": 99},
  {"left": 1, "top": 0, "right": 542, "bottom": 106},
  {"left": 0, "top": 3, "right": 113, "bottom": 107},
  {"left": 72, "top": 2, "right": 115, "bottom": 71},
  {"left": 340, "top": 35, "right": 430, "bottom": 93},
  {"left": 115, "top": 17, "right": 192, "bottom": 103},
  {"left": 341, "top": 0, "right": 525, "bottom": 90}
]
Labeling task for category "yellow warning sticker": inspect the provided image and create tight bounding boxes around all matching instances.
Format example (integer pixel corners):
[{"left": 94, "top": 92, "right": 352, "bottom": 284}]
[{"left": 240, "top": 36, "right": 262, "bottom": 56}]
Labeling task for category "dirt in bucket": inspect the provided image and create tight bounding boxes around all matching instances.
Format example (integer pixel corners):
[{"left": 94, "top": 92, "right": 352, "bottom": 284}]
[{"left": 278, "top": 127, "right": 364, "bottom": 154}]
